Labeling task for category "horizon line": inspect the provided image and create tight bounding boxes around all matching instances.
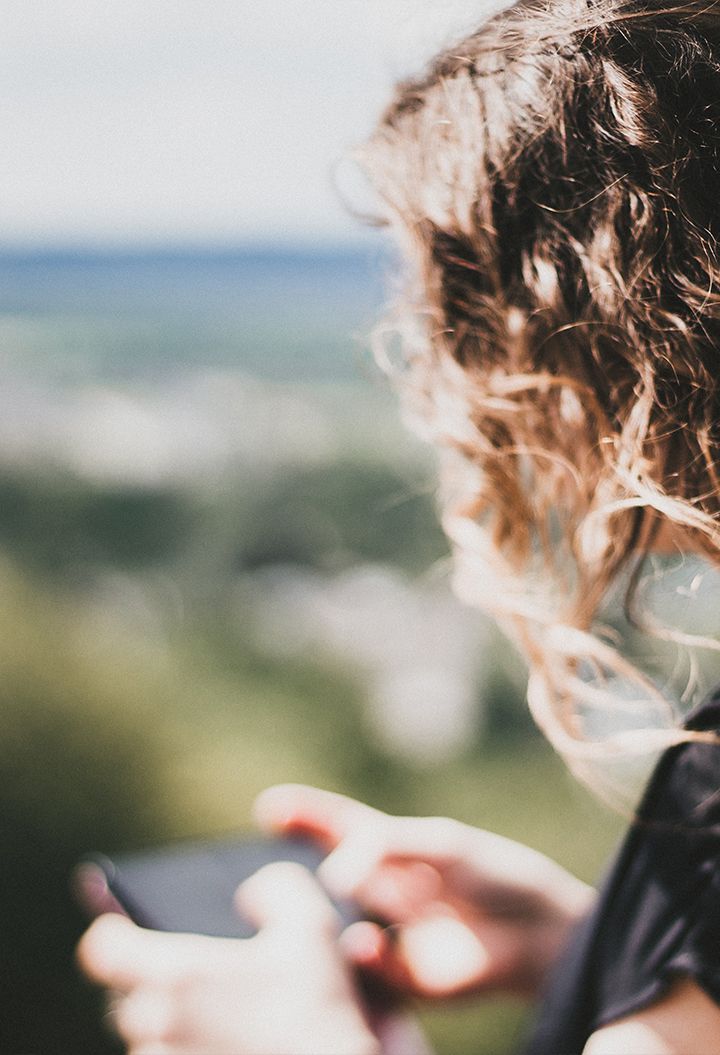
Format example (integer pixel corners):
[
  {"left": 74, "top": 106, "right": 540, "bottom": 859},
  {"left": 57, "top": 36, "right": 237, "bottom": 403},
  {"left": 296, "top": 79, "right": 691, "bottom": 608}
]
[{"left": 0, "top": 234, "right": 388, "bottom": 259}]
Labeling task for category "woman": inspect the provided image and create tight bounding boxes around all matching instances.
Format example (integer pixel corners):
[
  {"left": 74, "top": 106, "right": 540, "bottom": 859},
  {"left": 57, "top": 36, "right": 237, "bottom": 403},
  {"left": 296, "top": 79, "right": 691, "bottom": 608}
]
[{"left": 79, "top": 0, "right": 720, "bottom": 1051}]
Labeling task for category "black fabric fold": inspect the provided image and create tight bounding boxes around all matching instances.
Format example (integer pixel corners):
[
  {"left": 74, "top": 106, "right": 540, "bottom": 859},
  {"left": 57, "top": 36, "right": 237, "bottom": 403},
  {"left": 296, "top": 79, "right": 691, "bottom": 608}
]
[{"left": 523, "top": 693, "right": 720, "bottom": 1055}]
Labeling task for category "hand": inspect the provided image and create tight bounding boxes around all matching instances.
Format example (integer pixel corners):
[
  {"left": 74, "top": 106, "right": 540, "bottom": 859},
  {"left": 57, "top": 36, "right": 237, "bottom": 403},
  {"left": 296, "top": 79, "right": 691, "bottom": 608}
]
[
  {"left": 255, "top": 785, "right": 595, "bottom": 1001},
  {"left": 77, "top": 861, "right": 381, "bottom": 1055}
]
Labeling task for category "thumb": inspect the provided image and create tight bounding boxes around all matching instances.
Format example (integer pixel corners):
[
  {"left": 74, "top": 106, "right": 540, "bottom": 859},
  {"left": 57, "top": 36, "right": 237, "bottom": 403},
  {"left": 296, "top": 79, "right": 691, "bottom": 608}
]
[{"left": 235, "top": 861, "right": 340, "bottom": 939}]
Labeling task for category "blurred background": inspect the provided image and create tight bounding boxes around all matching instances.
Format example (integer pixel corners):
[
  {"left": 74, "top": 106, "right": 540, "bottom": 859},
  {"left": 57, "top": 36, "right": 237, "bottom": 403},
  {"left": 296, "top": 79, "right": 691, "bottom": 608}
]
[{"left": 3, "top": 2, "right": 720, "bottom": 1053}]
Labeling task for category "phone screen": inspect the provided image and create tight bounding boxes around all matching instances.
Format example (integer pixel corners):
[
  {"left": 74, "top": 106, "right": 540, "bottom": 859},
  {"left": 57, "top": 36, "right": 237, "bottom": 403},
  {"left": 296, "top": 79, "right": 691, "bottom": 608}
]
[{"left": 76, "top": 834, "right": 360, "bottom": 938}]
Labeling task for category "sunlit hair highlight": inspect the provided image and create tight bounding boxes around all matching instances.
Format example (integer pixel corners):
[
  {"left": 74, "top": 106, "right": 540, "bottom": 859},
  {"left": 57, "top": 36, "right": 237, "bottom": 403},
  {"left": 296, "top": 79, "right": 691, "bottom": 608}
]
[{"left": 360, "top": 0, "right": 720, "bottom": 795}]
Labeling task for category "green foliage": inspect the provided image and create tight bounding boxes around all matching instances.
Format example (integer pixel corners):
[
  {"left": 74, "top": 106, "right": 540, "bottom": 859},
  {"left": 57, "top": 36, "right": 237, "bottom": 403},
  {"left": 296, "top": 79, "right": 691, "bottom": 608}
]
[
  {"left": 0, "top": 457, "right": 447, "bottom": 590},
  {"left": 0, "top": 554, "right": 440, "bottom": 1051},
  {"left": 0, "top": 450, "right": 627, "bottom": 1055},
  {"left": 0, "top": 565, "right": 186, "bottom": 1054},
  {"left": 224, "top": 460, "right": 448, "bottom": 575},
  {"left": 0, "top": 470, "right": 192, "bottom": 576},
  {"left": 0, "top": 543, "right": 624, "bottom": 1055}
]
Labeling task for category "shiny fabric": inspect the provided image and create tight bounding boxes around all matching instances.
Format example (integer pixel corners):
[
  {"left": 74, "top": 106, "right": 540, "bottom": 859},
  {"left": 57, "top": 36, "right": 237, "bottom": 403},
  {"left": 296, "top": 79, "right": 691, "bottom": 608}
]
[{"left": 523, "top": 694, "right": 720, "bottom": 1055}]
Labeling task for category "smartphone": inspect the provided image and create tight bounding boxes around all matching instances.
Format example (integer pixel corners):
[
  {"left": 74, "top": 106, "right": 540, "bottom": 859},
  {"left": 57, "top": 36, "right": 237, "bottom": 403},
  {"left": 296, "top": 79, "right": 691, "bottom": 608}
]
[
  {"left": 75, "top": 833, "right": 414, "bottom": 1023},
  {"left": 75, "top": 834, "right": 362, "bottom": 939}
]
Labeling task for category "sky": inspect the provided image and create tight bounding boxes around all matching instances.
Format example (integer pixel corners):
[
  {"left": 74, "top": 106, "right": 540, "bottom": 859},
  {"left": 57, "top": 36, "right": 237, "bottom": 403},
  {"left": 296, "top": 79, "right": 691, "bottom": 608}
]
[{"left": 0, "top": 0, "right": 494, "bottom": 248}]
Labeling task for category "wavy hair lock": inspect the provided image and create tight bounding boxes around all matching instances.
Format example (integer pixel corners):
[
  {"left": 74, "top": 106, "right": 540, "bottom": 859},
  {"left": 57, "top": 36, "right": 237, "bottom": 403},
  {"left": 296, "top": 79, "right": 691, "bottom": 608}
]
[{"left": 360, "top": 0, "right": 720, "bottom": 794}]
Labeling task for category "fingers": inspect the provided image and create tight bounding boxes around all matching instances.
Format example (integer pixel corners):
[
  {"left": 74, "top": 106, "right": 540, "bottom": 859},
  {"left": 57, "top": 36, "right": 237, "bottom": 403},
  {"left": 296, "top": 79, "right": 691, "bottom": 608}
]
[
  {"left": 254, "top": 784, "right": 394, "bottom": 904},
  {"left": 319, "top": 817, "right": 464, "bottom": 907},
  {"left": 78, "top": 914, "right": 202, "bottom": 991},
  {"left": 318, "top": 823, "right": 390, "bottom": 898},
  {"left": 254, "top": 785, "right": 467, "bottom": 890},
  {"left": 236, "top": 861, "right": 340, "bottom": 939},
  {"left": 78, "top": 915, "right": 142, "bottom": 989},
  {"left": 253, "top": 783, "right": 381, "bottom": 849},
  {"left": 342, "top": 914, "right": 491, "bottom": 999},
  {"left": 339, "top": 921, "right": 387, "bottom": 970},
  {"left": 254, "top": 788, "right": 480, "bottom": 943},
  {"left": 397, "top": 916, "right": 491, "bottom": 996},
  {"left": 340, "top": 922, "right": 414, "bottom": 991}
]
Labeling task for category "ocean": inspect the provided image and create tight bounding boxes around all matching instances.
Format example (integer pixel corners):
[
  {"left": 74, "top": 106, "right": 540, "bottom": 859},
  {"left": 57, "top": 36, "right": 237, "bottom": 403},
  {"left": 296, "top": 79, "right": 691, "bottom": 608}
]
[{"left": 0, "top": 244, "right": 388, "bottom": 385}]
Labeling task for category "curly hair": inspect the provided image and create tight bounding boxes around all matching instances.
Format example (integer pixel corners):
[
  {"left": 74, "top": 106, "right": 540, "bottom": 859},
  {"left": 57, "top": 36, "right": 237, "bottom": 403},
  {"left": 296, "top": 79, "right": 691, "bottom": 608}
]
[{"left": 359, "top": 0, "right": 720, "bottom": 794}]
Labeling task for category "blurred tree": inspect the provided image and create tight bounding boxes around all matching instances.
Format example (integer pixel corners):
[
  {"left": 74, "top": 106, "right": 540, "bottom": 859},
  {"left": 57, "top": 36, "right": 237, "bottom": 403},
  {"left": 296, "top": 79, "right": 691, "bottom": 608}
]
[
  {"left": 0, "top": 470, "right": 193, "bottom": 578},
  {"left": 235, "top": 460, "right": 448, "bottom": 573}
]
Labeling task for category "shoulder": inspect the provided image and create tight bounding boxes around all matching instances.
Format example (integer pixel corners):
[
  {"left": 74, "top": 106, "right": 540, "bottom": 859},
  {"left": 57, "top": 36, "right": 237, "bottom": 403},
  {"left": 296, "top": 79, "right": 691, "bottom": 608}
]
[
  {"left": 578, "top": 700, "right": 720, "bottom": 1049},
  {"left": 583, "top": 979, "right": 720, "bottom": 1055},
  {"left": 635, "top": 694, "right": 720, "bottom": 832}
]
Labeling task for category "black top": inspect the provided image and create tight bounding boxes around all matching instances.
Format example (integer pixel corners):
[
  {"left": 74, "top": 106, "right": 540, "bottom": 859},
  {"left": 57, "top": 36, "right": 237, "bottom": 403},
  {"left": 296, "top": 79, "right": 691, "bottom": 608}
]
[{"left": 523, "top": 693, "right": 720, "bottom": 1055}]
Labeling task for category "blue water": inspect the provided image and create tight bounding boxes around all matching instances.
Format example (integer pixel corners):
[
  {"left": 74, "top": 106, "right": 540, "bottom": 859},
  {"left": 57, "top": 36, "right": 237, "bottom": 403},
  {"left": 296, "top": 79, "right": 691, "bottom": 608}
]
[{"left": 0, "top": 245, "right": 390, "bottom": 384}]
